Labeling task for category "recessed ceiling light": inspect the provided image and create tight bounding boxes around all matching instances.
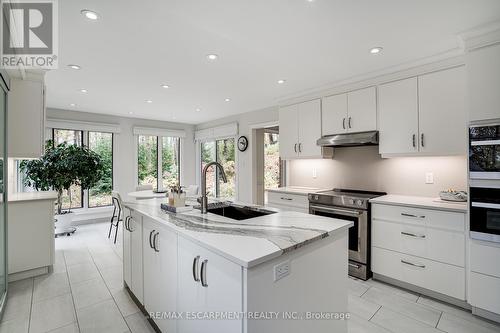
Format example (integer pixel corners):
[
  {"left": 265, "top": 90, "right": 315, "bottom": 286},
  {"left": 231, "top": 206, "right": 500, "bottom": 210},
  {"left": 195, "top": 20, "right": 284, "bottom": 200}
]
[
  {"left": 277, "top": 79, "right": 286, "bottom": 84},
  {"left": 195, "top": 108, "right": 201, "bottom": 112},
  {"left": 172, "top": 116, "right": 177, "bottom": 120},
  {"left": 161, "top": 84, "right": 170, "bottom": 89},
  {"left": 206, "top": 54, "right": 218, "bottom": 61},
  {"left": 129, "top": 111, "right": 133, "bottom": 114},
  {"left": 68, "top": 64, "right": 81, "bottom": 70},
  {"left": 81, "top": 9, "right": 99, "bottom": 20},
  {"left": 224, "top": 98, "right": 230, "bottom": 102},
  {"left": 146, "top": 100, "right": 153, "bottom": 104},
  {"left": 69, "top": 103, "right": 76, "bottom": 107},
  {"left": 370, "top": 47, "right": 383, "bottom": 54},
  {"left": 79, "top": 88, "right": 88, "bottom": 93}
]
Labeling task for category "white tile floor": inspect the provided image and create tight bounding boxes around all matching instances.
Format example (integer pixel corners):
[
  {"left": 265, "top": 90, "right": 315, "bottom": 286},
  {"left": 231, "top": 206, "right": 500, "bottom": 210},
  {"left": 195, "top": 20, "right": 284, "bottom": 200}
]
[{"left": 1, "top": 222, "right": 499, "bottom": 333}]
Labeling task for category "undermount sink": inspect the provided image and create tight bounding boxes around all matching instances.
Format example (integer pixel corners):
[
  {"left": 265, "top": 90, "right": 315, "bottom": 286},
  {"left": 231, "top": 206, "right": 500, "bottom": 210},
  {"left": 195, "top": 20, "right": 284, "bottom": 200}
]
[{"left": 203, "top": 204, "right": 276, "bottom": 221}]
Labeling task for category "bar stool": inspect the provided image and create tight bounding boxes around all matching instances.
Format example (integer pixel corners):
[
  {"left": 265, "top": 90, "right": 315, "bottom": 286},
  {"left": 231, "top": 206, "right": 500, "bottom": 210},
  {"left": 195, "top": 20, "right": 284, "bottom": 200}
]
[{"left": 109, "top": 191, "right": 123, "bottom": 244}]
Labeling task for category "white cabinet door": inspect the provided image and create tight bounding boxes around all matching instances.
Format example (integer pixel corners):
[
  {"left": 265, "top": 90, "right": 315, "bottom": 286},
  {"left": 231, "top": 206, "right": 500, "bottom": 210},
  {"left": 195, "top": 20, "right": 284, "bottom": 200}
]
[
  {"left": 143, "top": 218, "right": 177, "bottom": 333},
  {"left": 418, "top": 67, "right": 466, "bottom": 155},
  {"left": 378, "top": 77, "right": 419, "bottom": 155},
  {"left": 123, "top": 209, "right": 132, "bottom": 289},
  {"left": 177, "top": 237, "right": 243, "bottom": 333},
  {"left": 8, "top": 77, "right": 44, "bottom": 158},
  {"left": 347, "top": 87, "right": 377, "bottom": 133},
  {"left": 322, "top": 93, "right": 347, "bottom": 135},
  {"left": 129, "top": 212, "right": 143, "bottom": 304},
  {"left": 297, "top": 99, "right": 322, "bottom": 158},
  {"left": 279, "top": 104, "right": 299, "bottom": 159}
]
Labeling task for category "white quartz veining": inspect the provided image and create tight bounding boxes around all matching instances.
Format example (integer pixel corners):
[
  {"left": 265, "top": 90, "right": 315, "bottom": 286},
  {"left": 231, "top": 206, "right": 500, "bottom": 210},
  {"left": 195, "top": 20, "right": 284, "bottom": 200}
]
[
  {"left": 265, "top": 186, "right": 328, "bottom": 196},
  {"left": 124, "top": 199, "right": 352, "bottom": 268},
  {"left": 370, "top": 194, "right": 467, "bottom": 213},
  {"left": 8, "top": 191, "right": 58, "bottom": 202}
]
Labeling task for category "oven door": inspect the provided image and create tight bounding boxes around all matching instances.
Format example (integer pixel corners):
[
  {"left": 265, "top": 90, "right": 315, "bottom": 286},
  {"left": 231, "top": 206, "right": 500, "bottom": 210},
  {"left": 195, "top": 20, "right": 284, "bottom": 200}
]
[
  {"left": 309, "top": 204, "right": 367, "bottom": 263},
  {"left": 470, "top": 187, "right": 500, "bottom": 243}
]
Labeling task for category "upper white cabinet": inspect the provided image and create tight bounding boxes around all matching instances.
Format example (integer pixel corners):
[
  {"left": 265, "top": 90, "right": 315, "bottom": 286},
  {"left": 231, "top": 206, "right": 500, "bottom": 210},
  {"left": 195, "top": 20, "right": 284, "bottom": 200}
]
[
  {"left": 322, "top": 87, "right": 377, "bottom": 136},
  {"left": 379, "top": 77, "right": 419, "bottom": 155},
  {"left": 279, "top": 99, "right": 322, "bottom": 159},
  {"left": 418, "top": 66, "right": 466, "bottom": 155},
  {"left": 467, "top": 43, "right": 500, "bottom": 122},
  {"left": 8, "top": 76, "right": 45, "bottom": 158},
  {"left": 378, "top": 67, "right": 466, "bottom": 156}
]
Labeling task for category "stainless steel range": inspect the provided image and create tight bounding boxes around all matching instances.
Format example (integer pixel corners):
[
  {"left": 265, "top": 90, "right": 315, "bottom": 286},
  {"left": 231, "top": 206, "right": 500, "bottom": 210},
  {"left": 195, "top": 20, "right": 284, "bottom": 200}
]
[{"left": 308, "top": 189, "right": 386, "bottom": 280}]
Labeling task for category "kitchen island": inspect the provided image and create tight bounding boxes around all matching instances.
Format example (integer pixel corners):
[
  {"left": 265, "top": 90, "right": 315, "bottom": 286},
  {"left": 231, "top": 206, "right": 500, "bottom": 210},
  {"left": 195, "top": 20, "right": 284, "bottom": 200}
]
[{"left": 122, "top": 198, "right": 352, "bottom": 333}]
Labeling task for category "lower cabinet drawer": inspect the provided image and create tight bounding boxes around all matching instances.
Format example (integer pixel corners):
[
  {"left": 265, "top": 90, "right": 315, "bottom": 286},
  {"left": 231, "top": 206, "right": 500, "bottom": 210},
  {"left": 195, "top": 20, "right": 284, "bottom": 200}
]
[
  {"left": 469, "top": 272, "right": 500, "bottom": 315},
  {"left": 267, "top": 191, "right": 309, "bottom": 209},
  {"left": 266, "top": 203, "right": 309, "bottom": 214},
  {"left": 372, "top": 219, "right": 465, "bottom": 267},
  {"left": 372, "top": 246, "right": 465, "bottom": 300}
]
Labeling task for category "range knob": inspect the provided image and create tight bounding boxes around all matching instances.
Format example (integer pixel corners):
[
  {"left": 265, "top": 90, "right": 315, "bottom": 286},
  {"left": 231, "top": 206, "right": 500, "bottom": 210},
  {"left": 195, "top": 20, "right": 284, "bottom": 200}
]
[
  {"left": 314, "top": 195, "right": 319, "bottom": 200},
  {"left": 356, "top": 200, "right": 363, "bottom": 206},
  {"left": 348, "top": 198, "right": 355, "bottom": 205}
]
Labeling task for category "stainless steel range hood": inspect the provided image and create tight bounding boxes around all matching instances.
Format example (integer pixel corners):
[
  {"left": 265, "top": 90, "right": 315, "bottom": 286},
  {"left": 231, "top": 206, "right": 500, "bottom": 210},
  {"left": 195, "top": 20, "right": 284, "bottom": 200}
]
[{"left": 317, "top": 131, "right": 379, "bottom": 147}]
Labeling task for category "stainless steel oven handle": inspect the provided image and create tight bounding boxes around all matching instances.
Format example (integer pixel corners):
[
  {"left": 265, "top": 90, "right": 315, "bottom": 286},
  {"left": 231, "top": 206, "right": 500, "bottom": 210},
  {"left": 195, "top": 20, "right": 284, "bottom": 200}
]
[
  {"left": 471, "top": 139, "right": 500, "bottom": 146},
  {"left": 348, "top": 263, "right": 362, "bottom": 269},
  {"left": 401, "top": 259, "right": 425, "bottom": 269},
  {"left": 401, "top": 231, "right": 426, "bottom": 238},
  {"left": 310, "top": 205, "right": 362, "bottom": 216},
  {"left": 472, "top": 202, "right": 500, "bottom": 209}
]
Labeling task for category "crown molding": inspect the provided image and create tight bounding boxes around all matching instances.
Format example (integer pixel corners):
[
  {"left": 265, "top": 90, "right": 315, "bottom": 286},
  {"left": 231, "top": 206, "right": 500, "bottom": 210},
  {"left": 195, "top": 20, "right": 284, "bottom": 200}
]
[{"left": 458, "top": 20, "right": 500, "bottom": 51}]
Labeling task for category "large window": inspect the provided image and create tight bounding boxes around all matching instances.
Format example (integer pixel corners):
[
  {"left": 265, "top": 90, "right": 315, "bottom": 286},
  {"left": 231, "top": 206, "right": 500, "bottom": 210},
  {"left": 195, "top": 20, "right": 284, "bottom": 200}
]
[
  {"left": 53, "top": 129, "right": 84, "bottom": 209},
  {"left": 264, "top": 131, "right": 281, "bottom": 190},
  {"left": 200, "top": 138, "right": 236, "bottom": 199},
  {"left": 88, "top": 132, "right": 113, "bottom": 207},
  {"left": 137, "top": 135, "right": 180, "bottom": 190},
  {"left": 51, "top": 128, "right": 114, "bottom": 210}
]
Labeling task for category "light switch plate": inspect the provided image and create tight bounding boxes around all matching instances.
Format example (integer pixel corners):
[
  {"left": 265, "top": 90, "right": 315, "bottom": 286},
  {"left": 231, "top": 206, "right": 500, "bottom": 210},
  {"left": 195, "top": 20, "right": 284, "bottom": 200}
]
[
  {"left": 274, "top": 260, "right": 290, "bottom": 282},
  {"left": 425, "top": 172, "right": 434, "bottom": 184}
]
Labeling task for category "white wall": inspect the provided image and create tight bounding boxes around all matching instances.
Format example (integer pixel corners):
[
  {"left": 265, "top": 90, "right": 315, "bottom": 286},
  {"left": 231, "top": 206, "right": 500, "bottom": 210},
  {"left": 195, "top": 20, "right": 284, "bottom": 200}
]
[
  {"left": 46, "top": 108, "right": 197, "bottom": 201},
  {"left": 288, "top": 146, "right": 467, "bottom": 197},
  {"left": 195, "top": 106, "right": 279, "bottom": 203}
]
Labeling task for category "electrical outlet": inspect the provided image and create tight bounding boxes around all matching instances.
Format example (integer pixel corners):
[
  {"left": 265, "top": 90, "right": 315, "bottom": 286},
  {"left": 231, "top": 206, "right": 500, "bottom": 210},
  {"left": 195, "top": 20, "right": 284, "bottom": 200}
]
[
  {"left": 312, "top": 168, "right": 317, "bottom": 179},
  {"left": 425, "top": 172, "right": 434, "bottom": 184},
  {"left": 274, "top": 260, "right": 290, "bottom": 282}
]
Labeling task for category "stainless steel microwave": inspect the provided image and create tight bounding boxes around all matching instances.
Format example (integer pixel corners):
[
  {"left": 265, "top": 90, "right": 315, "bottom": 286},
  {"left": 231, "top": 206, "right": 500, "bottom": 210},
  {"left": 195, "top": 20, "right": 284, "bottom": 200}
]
[{"left": 469, "top": 124, "right": 500, "bottom": 180}]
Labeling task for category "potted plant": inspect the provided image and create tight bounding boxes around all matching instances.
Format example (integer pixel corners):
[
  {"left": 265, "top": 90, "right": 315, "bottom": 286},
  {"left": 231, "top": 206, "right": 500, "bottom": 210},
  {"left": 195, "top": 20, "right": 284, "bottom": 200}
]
[{"left": 21, "top": 140, "right": 105, "bottom": 221}]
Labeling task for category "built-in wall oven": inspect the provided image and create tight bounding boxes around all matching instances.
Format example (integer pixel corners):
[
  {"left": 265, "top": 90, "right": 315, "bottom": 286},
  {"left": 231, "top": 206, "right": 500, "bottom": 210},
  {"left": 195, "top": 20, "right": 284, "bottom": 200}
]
[
  {"left": 309, "top": 189, "right": 386, "bottom": 280},
  {"left": 469, "top": 124, "right": 500, "bottom": 180},
  {"left": 470, "top": 187, "right": 500, "bottom": 243}
]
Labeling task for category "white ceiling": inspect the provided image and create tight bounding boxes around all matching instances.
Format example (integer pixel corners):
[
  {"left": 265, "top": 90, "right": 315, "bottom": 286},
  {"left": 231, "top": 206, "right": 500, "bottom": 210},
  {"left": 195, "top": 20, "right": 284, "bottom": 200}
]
[{"left": 45, "top": 0, "right": 500, "bottom": 124}]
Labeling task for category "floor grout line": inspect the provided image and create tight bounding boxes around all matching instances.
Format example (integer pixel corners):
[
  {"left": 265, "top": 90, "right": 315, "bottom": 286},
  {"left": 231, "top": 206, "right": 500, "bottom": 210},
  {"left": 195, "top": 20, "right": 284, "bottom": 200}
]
[
  {"left": 63, "top": 248, "right": 82, "bottom": 333},
  {"left": 368, "top": 305, "right": 382, "bottom": 321},
  {"left": 435, "top": 311, "right": 443, "bottom": 328},
  {"left": 27, "top": 278, "right": 34, "bottom": 333}
]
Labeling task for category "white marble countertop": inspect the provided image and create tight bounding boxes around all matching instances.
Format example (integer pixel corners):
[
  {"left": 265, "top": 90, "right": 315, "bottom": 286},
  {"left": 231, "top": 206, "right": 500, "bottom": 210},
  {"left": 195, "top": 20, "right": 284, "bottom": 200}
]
[
  {"left": 8, "top": 191, "right": 58, "bottom": 202},
  {"left": 265, "top": 186, "right": 329, "bottom": 196},
  {"left": 370, "top": 194, "right": 467, "bottom": 213},
  {"left": 124, "top": 198, "right": 352, "bottom": 268}
]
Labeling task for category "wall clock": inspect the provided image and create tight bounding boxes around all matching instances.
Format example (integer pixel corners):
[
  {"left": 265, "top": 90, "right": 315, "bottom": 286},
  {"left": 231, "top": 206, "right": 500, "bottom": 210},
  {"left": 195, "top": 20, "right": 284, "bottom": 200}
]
[{"left": 237, "top": 136, "right": 248, "bottom": 152}]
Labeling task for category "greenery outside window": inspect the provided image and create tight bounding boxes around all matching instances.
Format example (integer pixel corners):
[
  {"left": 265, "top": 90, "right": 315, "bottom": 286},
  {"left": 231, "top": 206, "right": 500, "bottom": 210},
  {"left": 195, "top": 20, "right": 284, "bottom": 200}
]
[
  {"left": 138, "top": 135, "right": 181, "bottom": 190},
  {"left": 201, "top": 138, "right": 236, "bottom": 199},
  {"left": 88, "top": 132, "right": 113, "bottom": 207}
]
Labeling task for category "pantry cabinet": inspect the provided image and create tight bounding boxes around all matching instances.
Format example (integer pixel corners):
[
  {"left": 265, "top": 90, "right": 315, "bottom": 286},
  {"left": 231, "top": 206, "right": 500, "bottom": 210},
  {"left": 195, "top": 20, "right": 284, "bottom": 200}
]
[
  {"left": 142, "top": 217, "right": 177, "bottom": 333},
  {"left": 8, "top": 76, "right": 46, "bottom": 158},
  {"left": 279, "top": 99, "right": 322, "bottom": 159},
  {"left": 322, "top": 87, "right": 377, "bottom": 136},
  {"left": 378, "top": 66, "right": 466, "bottom": 157}
]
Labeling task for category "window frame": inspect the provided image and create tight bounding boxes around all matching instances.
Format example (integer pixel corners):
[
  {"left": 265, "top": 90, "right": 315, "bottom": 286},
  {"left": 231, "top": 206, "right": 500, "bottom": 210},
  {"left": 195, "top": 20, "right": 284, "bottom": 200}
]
[{"left": 136, "top": 135, "right": 182, "bottom": 191}]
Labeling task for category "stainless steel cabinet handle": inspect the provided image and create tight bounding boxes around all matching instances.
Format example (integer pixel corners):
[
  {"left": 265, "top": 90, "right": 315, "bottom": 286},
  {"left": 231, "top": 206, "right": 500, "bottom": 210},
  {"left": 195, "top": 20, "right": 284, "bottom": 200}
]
[
  {"left": 343, "top": 118, "right": 346, "bottom": 129},
  {"left": 421, "top": 133, "right": 425, "bottom": 147},
  {"left": 201, "top": 259, "right": 208, "bottom": 287},
  {"left": 348, "top": 117, "right": 352, "bottom": 129},
  {"left": 401, "top": 231, "right": 426, "bottom": 238},
  {"left": 124, "top": 216, "right": 130, "bottom": 231},
  {"left": 153, "top": 232, "right": 159, "bottom": 252},
  {"left": 412, "top": 134, "right": 416, "bottom": 148},
  {"left": 192, "top": 256, "right": 200, "bottom": 282},
  {"left": 298, "top": 143, "right": 302, "bottom": 153},
  {"left": 149, "top": 230, "right": 155, "bottom": 249},
  {"left": 401, "top": 259, "right": 425, "bottom": 269},
  {"left": 401, "top": 213, "right": 425, "bottom": 219},
  {"left": 280, "top": 197, "right": 293, "bottom": 201},
  {"left": 294, "top": 143, "right": 297, "bottom": 153}
]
